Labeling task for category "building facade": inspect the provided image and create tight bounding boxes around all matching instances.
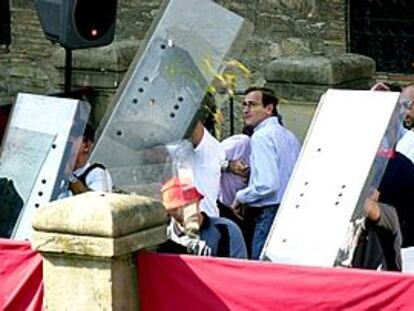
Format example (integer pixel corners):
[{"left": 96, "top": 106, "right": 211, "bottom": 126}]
[{"left": 0, "top": 1, "right": 413, "bottom": 137}]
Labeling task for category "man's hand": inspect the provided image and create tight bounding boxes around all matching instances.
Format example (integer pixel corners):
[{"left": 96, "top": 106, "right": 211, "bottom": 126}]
[
  {"left": 229, "top": 160, "right": 250, "bottom": 179},
  {"left": 370, "top": 82, "right": 390, "bottom": 92},
  {"left": 231, "top": 198, "right": 240, "bottom": 210},
  {"left": 187, "top": 238, "right": 212, "bottom": 256},
  {"left": 68, "top": 178, "right": 90, "bottom": 195},
  {"left": 364, "top": 189, "right": 381, "bottom": 222},
  {"left": 232, "top": 199, "right": 246, "bottom": 221}
]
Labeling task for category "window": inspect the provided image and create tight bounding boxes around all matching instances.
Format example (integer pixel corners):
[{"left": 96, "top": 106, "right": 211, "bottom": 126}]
[
  {"left": 0, "top": 0, "right": 11, "bottom": 49},
  {"left": 349, "top": 0, "right": 414, "bottom": 73}
]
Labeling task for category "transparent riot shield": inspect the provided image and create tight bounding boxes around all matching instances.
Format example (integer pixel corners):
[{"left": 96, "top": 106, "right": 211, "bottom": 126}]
[
  {"left": 91, "top": 0, "right": 253, "bottom": 197},
  {"left": 0, "top": 93, "right": 90, "bottom": 239},
  {"left": 0, "top": 127, "right": 53, "bottom": 237},
  {"left": 261, "top": 89, "right": 401, "bottom": 268}
]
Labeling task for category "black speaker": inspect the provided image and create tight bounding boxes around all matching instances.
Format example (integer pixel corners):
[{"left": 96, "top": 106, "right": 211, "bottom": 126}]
[{"left": 34, "top": 0, "right": 118, "bottom": 49}]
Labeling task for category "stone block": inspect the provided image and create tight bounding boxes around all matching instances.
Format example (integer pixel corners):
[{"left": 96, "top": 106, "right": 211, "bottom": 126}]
[
  {"left": 281, "top": 37, "right": 312, "bottom": 56},
  {"left": 33, "top": 225, "right": 166, "bottom": 257},
  {"left": 268, "top": 78, "right": 373, "bottom": 102},
  {"left": 256, "top": 13, "right": 292, "bottom": 37},
  {"left": 265, "top": 53, "right": 375, "bottom": 85},
  {"left": 32, "top": 192, "right": 166, "bottom": 240},
  {"left": 56, "top": 69, "right": 126, "bottom": 90},
  {"left": 32, "top": 191, "right": 167, "bottom": 310},
  {"left": 52, "top": 40, "right": 139, "bottom": 73},
  {"left": 41, "top": 253, "right": 139, "bottom": 310}
]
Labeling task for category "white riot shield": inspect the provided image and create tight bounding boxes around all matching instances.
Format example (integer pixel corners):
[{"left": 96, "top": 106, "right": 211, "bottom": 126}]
[
  {"left": 0, "top": 93, "right": 90, "bottom": 239},
  {"left": 91, "top": 0, "right": 253, "bottom": 197},
  {"left": 261, "top": 89, "right": 401, "bottom": 267}
]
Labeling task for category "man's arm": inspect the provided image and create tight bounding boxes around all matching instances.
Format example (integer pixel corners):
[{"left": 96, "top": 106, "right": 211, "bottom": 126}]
[
  {"left": 234, "top": 134, "right": 279, "bottom": 206},
  {"left": 221, "top": 159, "right": 250, "bottom": 178},
  {"left": 70, "top": 167, "right": 112, "bottom": 194},
  {"left": 68, "top": 178, "right": 90, "bottom": 194}
]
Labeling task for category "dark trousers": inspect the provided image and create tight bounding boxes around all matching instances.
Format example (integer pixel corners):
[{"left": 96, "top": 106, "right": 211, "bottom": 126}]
[
  {"left": 218, "top": 201, "right": 279, "bottom": 259},
  {"left": 247, "top": 205, "right": 279, "bottom": 260}
]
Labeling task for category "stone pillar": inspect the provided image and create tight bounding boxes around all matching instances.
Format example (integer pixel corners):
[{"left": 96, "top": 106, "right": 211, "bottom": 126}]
[
  {"left": 32, "top": 192, "right": 166, "bottom": 311},
  {"left": 265, "top": 53, "right": 375, "bottom": 141}
]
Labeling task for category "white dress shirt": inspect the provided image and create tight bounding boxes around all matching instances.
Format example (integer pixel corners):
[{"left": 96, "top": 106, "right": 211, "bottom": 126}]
[
  {"left": 191, "top": 128, "right": 224, "bottom": 217},
  {"left": 169, "top": 128, "right": 224, "bottom": 217}
]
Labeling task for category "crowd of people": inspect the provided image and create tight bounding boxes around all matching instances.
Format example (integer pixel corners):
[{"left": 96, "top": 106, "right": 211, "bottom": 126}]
[
  {"left": 157, "top": 86, "right": 300, "bottom": 260},
  {"left": 70, "top": 83, "right": 414, "bottom": 271},
  {"left": 156, "top": 83, "right": 414, "bottom": 271},
  {"left": 69, "top": 86, "right": 300, "bottom": 261}
]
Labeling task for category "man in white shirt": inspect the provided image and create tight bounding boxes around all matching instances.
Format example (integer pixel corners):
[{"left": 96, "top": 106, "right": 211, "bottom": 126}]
[
  {"left": 232, "top": 86, "right": 300, "bottom": 259},
  {"left": 168, "top": 117, "right": 224, "bottom": 218},
  {"left": 186, "top": 120, "right": 224, "bottom": 217}
]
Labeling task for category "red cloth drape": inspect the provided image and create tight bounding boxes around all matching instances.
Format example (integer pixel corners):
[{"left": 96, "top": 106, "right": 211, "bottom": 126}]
[
  {"left": 0, "top": 239, "right": 43, "bottom": 311},
  {"left": 2, "top": 239, "right": 414, "bottom": 310},
  {"left": 137, "top": 252, "right": 414, "bottom": 310}
]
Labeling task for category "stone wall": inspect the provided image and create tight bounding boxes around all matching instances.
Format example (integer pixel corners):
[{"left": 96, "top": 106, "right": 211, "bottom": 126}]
[
  {"left": 215, "top": 0, "right": 347, "bottom": 75},
  {"left": 214, "top": 0, "right": 349, "bottom": 138},
  {"left": 0, "top": 50, "right": 10, "bottom": 105},
  {"left": 0, "top": 0, "right": 348, "bottom": 130},
  {"left": 3, "top": 0, "right": 59, "bottom": 104}
]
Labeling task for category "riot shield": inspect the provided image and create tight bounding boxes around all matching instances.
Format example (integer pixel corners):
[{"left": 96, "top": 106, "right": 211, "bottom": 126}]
[
  {"left": 0, "top": 127, "right": 52, "bottom": 237},
  {"left": 261, "top": 89, "right": 401, "bottom": 268},
  {"left": 91, "top": 0, "right": 253, "bottom": 197},
  {"left": 0, "top": 93, "right": 90, "bottom": 239}
]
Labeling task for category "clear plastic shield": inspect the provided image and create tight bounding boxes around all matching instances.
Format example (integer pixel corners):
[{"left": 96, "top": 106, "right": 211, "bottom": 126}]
[
  {"left": 0, "top": 127, "right": 53, "bottom": 237},
  {"left": 261, "top": 89, "right": 401, "bottom": 268},
  {"left": 0, "top": 93, "right": 90, "bottom": 239},
  {"left": 91, "top": 0, "right": 253, "bottom": 196}
]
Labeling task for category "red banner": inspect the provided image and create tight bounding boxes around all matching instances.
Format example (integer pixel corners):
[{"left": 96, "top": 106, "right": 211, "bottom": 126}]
[
  {"left": 0, "top": 239, "right": 43, "bottom": 311},
  {"left": 138, "top": 252, "right": 414, "bottom": 311},
  {"left": 2, "top": 239, "right": 414, "bottom": 310}
]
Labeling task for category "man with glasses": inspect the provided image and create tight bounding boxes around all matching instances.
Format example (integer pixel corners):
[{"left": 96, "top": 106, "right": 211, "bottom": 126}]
[{"left": 231, "top": 86, "right": 300, "bottom": 259}]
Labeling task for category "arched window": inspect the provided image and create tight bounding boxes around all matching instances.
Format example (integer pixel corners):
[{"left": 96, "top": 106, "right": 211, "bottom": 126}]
[
  {"left": 349, "top": 0, "right": 414, "bottom": 73},
  {"left": 0, "top": 0, "right": 11, "bottom": 50}
]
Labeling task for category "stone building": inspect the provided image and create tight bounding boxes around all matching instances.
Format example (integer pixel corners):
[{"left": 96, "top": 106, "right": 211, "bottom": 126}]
[{"left": 0, "top": 0, "right": 413, "bottom": 140}]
